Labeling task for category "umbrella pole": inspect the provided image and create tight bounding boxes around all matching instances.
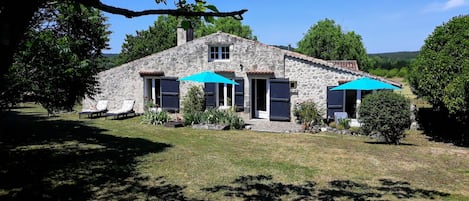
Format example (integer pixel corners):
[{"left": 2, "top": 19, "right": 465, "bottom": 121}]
[
  {"left": 224, "top": 83, "right": 228, "bottom": 107},
  {"left": 356, "top": 90, "right": 361, "bottom": 119}
]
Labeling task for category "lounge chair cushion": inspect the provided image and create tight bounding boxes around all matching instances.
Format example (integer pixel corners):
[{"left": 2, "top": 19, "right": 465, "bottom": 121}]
[{"left": 105, "top": 100, "right": 135, "bottom": 119}]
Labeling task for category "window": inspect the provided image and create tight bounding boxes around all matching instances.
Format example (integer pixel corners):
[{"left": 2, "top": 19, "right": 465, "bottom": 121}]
[
  {"left": 218, "top": 83, "right": 233, "bottom": 106},
  {"left": 209, "top": 46, "right": 230, "bottom": 61},
  {"left": 290, "top": 81, "right": 297, "bottom": 89}
]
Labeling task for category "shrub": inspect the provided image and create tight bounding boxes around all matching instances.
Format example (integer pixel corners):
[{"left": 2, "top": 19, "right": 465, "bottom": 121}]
[
  {"left": 337, "top": 118, "right": 350, "bottom": 130},
  {"left": 182, "top": 86, "right": 205, "bottom": 114},
  {"left": 386, "top": 68, "right": 399, "bottom": 78},
  {"left": 328, "top": 121, "right": 336, "bottom": 128},
  {"left": 141, "top": 110, "right": 170, "bottom": 125},
  {"left": 358, "top": 91, "right": 411, "bottom": 144},
  {"left": 348, "top": 127, "right": 362, "bottom": 135},
  {"left": 397, "top": 67, "right": 408, "bottom": 78},
  {"left": 183, "top": 108, "right": 245, "bottom": 129},
  {"left": 183, "top": 111, "right": 203, "bottom": 126},
  {"left": 293, "top": 100, "right": 323, "bottom": 129}
]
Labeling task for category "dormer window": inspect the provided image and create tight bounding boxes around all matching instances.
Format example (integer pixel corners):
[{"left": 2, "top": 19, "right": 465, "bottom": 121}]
[{"left": 209, "top": 46, "right": 230, "bottom": 61}]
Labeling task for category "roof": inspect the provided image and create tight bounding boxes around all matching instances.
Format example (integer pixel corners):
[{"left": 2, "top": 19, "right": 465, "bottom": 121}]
[
  {"left": 132, "top": 32, "right": 400, "bottom": 87},
  {"left": 328, "top": 60, "right": 359, "bottom": 71}
]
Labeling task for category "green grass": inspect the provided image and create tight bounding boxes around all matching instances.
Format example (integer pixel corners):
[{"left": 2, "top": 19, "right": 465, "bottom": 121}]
[
  {"left": 392, "top": 77, "right": 432, "bottom": 108},
  {"left": 1, "top": 103, "right": 468, "bottom": 200}
]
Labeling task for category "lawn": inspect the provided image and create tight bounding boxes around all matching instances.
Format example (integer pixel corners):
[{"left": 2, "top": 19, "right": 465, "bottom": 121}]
[{"left": 1, "top": 103, "right": 468, "bottom": 200}]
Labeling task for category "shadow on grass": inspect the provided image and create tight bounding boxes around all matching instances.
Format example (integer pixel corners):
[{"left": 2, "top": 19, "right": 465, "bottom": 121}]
[
  {"left": 203, "top": 175, "right": 450, "bottom": 201},
  {"left": 364, "top": 141, "right": 416, "bottom": 146},
  {"left": 417, "top": 108, "right": 468, "bottom": 147},
  {"left": 0, "top": 110, "right": 190, "bottom": 200}
]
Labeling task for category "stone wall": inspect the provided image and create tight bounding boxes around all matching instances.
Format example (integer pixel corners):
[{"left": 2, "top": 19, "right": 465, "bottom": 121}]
[
  {"left": 85, "top": 31, "right": 369, "bottom": 121},
  {"left": 285, "top": 57, "right": 362, "bottom": 118},
  {"left": 85, "top": 32, "right": 286, "bottom": 114}
]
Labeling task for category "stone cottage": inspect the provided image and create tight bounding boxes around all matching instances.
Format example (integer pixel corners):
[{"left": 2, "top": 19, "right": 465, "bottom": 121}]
[{"left": 84, "top": 29, "right": 399, "bottom": 121}]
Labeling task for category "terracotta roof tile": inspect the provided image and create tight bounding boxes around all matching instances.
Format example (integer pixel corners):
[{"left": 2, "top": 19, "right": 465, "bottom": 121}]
[
  {"left": 139, "top": 70, "right": 164, "bottom": 76},
  {"left": 328, "top": 60, "right": 359, "bottom": 71}
]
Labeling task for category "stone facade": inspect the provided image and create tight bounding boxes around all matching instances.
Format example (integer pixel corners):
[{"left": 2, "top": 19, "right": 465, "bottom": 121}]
[
  {"left": 85, "top": 32, "right": 384, "bottom": 121},
  {"left": 285, "top": 56, "right": 361, "bottom": 115}
]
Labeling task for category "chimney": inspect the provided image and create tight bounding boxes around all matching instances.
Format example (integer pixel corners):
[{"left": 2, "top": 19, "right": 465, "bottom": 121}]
[{"left": 177, "top": 23, "right": 194, "bottom": 46}]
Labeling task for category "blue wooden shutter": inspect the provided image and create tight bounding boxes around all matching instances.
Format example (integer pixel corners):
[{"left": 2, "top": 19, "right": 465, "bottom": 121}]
[
  {"left": 160, "top": 77, "right": 180, "bottom": 112},
  {"left": 234, "top": 77, "right": 244, "bottom": 112},
  {"left": 327, "top": 86, "right": 344, "bottom": 121},
  {"left": 270, "top": 78, "right": 290, "bottom": 121},
  {"left": 204, "top": 83, "right": 216, "bottom": 109}
]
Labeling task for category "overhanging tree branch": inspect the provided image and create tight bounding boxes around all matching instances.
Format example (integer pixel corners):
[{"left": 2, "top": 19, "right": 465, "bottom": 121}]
[{"left": 79, "top": 0, "right": 248, "bottom": 20}]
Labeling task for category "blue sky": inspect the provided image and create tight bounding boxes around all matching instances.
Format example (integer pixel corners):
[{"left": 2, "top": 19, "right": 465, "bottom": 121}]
[{"left": 102, "top": 0, "right": 468, "bottom": 54}]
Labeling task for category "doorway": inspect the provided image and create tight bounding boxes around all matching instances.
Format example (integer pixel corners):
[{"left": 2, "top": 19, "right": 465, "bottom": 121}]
[{"left": 251, "top": 79, "right": 268, "bottom": 119}]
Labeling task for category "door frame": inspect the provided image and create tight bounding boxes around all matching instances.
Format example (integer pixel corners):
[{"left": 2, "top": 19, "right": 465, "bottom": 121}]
[
  {"left": 143, "top": 76, "right": 161, "bottom": 107},
  {"left": 250, "top": 78, "right": 270, "bottom": 119}
]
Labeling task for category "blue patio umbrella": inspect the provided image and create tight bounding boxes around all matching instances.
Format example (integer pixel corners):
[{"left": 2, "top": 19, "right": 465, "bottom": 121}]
[
  {"left": 329, "top": 77, "right": 400, "bottom": 120},
  {"left": 178, "top": 71, "right": 238, "bottom": 85},
  {"left": 330, "top": 77, "right": 400, "bottom": 91}
]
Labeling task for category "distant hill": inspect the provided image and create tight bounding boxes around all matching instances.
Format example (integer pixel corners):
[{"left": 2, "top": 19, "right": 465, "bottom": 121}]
[
  {"left": 369, "top": 51, "right": 419, "bottom": 61},
  {"left": 103, "top": 53, "right": 118, "bottom": 58}
]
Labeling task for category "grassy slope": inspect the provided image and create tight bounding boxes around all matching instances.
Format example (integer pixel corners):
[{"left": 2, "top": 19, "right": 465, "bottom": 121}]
[{"left": 1, "top": 103, "right": 467, "bottom": 200}]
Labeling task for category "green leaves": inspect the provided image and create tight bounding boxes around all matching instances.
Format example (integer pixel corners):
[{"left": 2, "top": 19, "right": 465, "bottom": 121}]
[
  {"left": 359, "top": 91, "right": 411, "bottom": 144},
  {"left": 11, "top": 2, "right": 109, "bottom": 114},
  {"left": 409, "top": 15, "right": 469, "bottom": 119},
  {"left": 181, "top": 20, "right": 192, "bottom": 29},
  {"left": 297, "top": 18, "right": 369, "bottom": 70},
  {"left": 117, "top": 15, "right": 178, "bottom": 65},
  {"left": 196, "top": 17, "right": 256, "bottom": 40},
  {"left": 205, "top": 4, "right": 218, "bottom": 12}
]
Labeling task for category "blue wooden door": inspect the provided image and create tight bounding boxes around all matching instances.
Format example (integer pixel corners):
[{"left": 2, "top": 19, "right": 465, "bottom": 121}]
[
  {"left": 204, "top": 83, "right": 216, "bottom": 109},
  {"left": 234, "top": 77, "right": 244, "bottom": 112},
  {"left": 270, "top": 78, "right": 290, "bottom": 121},
  {"left": 327, "top": 86, "right": 344, "bottom": 121},
  {"left": 160, "top": 77, "right": 180, "bottom": 112}
]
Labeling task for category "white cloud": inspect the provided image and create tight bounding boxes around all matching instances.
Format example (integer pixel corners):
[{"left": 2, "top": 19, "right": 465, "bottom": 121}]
[
  {"left": 424, "top": 0, "right": 467, "bottom": 12},
  {"left": 444, "top": 0, "right": 465, "bottom": 9}
]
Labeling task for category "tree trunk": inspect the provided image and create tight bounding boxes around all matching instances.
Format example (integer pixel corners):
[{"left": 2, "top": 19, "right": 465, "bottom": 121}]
[{"left": 0, "top": 1, "right": 41, "bottom": 75}]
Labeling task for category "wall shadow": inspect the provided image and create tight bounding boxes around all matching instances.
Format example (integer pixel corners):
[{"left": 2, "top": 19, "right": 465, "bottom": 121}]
[
  {"left": 0, "top": 110, "right": 184, "bottom": 200},
  {"left": 417, "top": 108, "right": 468, "bottom": 147},
  {"left": 203, "top": 175, "right": 450, "bottom": 201}
]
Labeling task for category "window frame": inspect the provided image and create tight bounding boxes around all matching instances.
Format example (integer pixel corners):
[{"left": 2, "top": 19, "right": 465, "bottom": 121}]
[{"left": 209, "top": 45, "right": 230, "bottom": 61}]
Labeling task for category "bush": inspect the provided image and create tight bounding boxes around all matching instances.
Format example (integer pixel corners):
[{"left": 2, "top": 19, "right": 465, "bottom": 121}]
[
  {"left": 337, "top": 118, "right": 350, "bottom": 130},
  {"left": 397, "top": 67, "right": 408, "bottom": 78},
  {"left": 183, "top": 108, "right": 245, "bottom": 129},
  {"left": 386, "top": 68, "right": 399, "bottom": 78},
  {"left": 358, "top": 91, "right": 411, "bottom": 144},
  {"left": 293, "top": 100, "right": 323, "bottom": 129},
  {"left": 182, "top": 86, "right": 205, "bottom": 114},
  {"left": 328, "top": 121, "right": 336, "bottom": 128},
  {"left": 141, "top": 110, "right": 170, "bottom": 125},
  {"left": 183, "top": 111, "right": 203, "bottom": 126}
]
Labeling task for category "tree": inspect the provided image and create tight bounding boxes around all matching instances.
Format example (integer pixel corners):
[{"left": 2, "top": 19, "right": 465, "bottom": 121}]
[
  {"left": 117, "top": 15, "right": 179, "bottom": 65},
  {"left": 0, "top": 0, "right": 247, "bottom": 76},
  {"left": 409, "top": 15, "right": 469, "bottom": 117},
  {"left": 1, "top": 0, "right": 246, "bottom": 110},
  {"left": 116, "top": 15, "right": 256, "bottom": 65},
  {"left": 196, "top": 17, "right": 257, "bottom": 40},
  {"left": 297, "top": 18, "right": 370, "bottom": 70},
  {"left": 359, "top": 91, "right": 411, "bottom": 145},
  {"left": 10, "top": 2, "right": 109, "bottom": 114}
]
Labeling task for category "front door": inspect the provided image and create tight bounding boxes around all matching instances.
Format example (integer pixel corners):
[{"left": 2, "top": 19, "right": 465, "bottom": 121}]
[{"left": 251, "top": 79, "right": 268, "bottom": 119}]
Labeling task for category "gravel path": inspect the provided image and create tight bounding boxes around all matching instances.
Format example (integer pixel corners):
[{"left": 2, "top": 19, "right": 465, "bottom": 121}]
[{"left": 244, "top": 119, "right": 303, "bottom": 133}]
